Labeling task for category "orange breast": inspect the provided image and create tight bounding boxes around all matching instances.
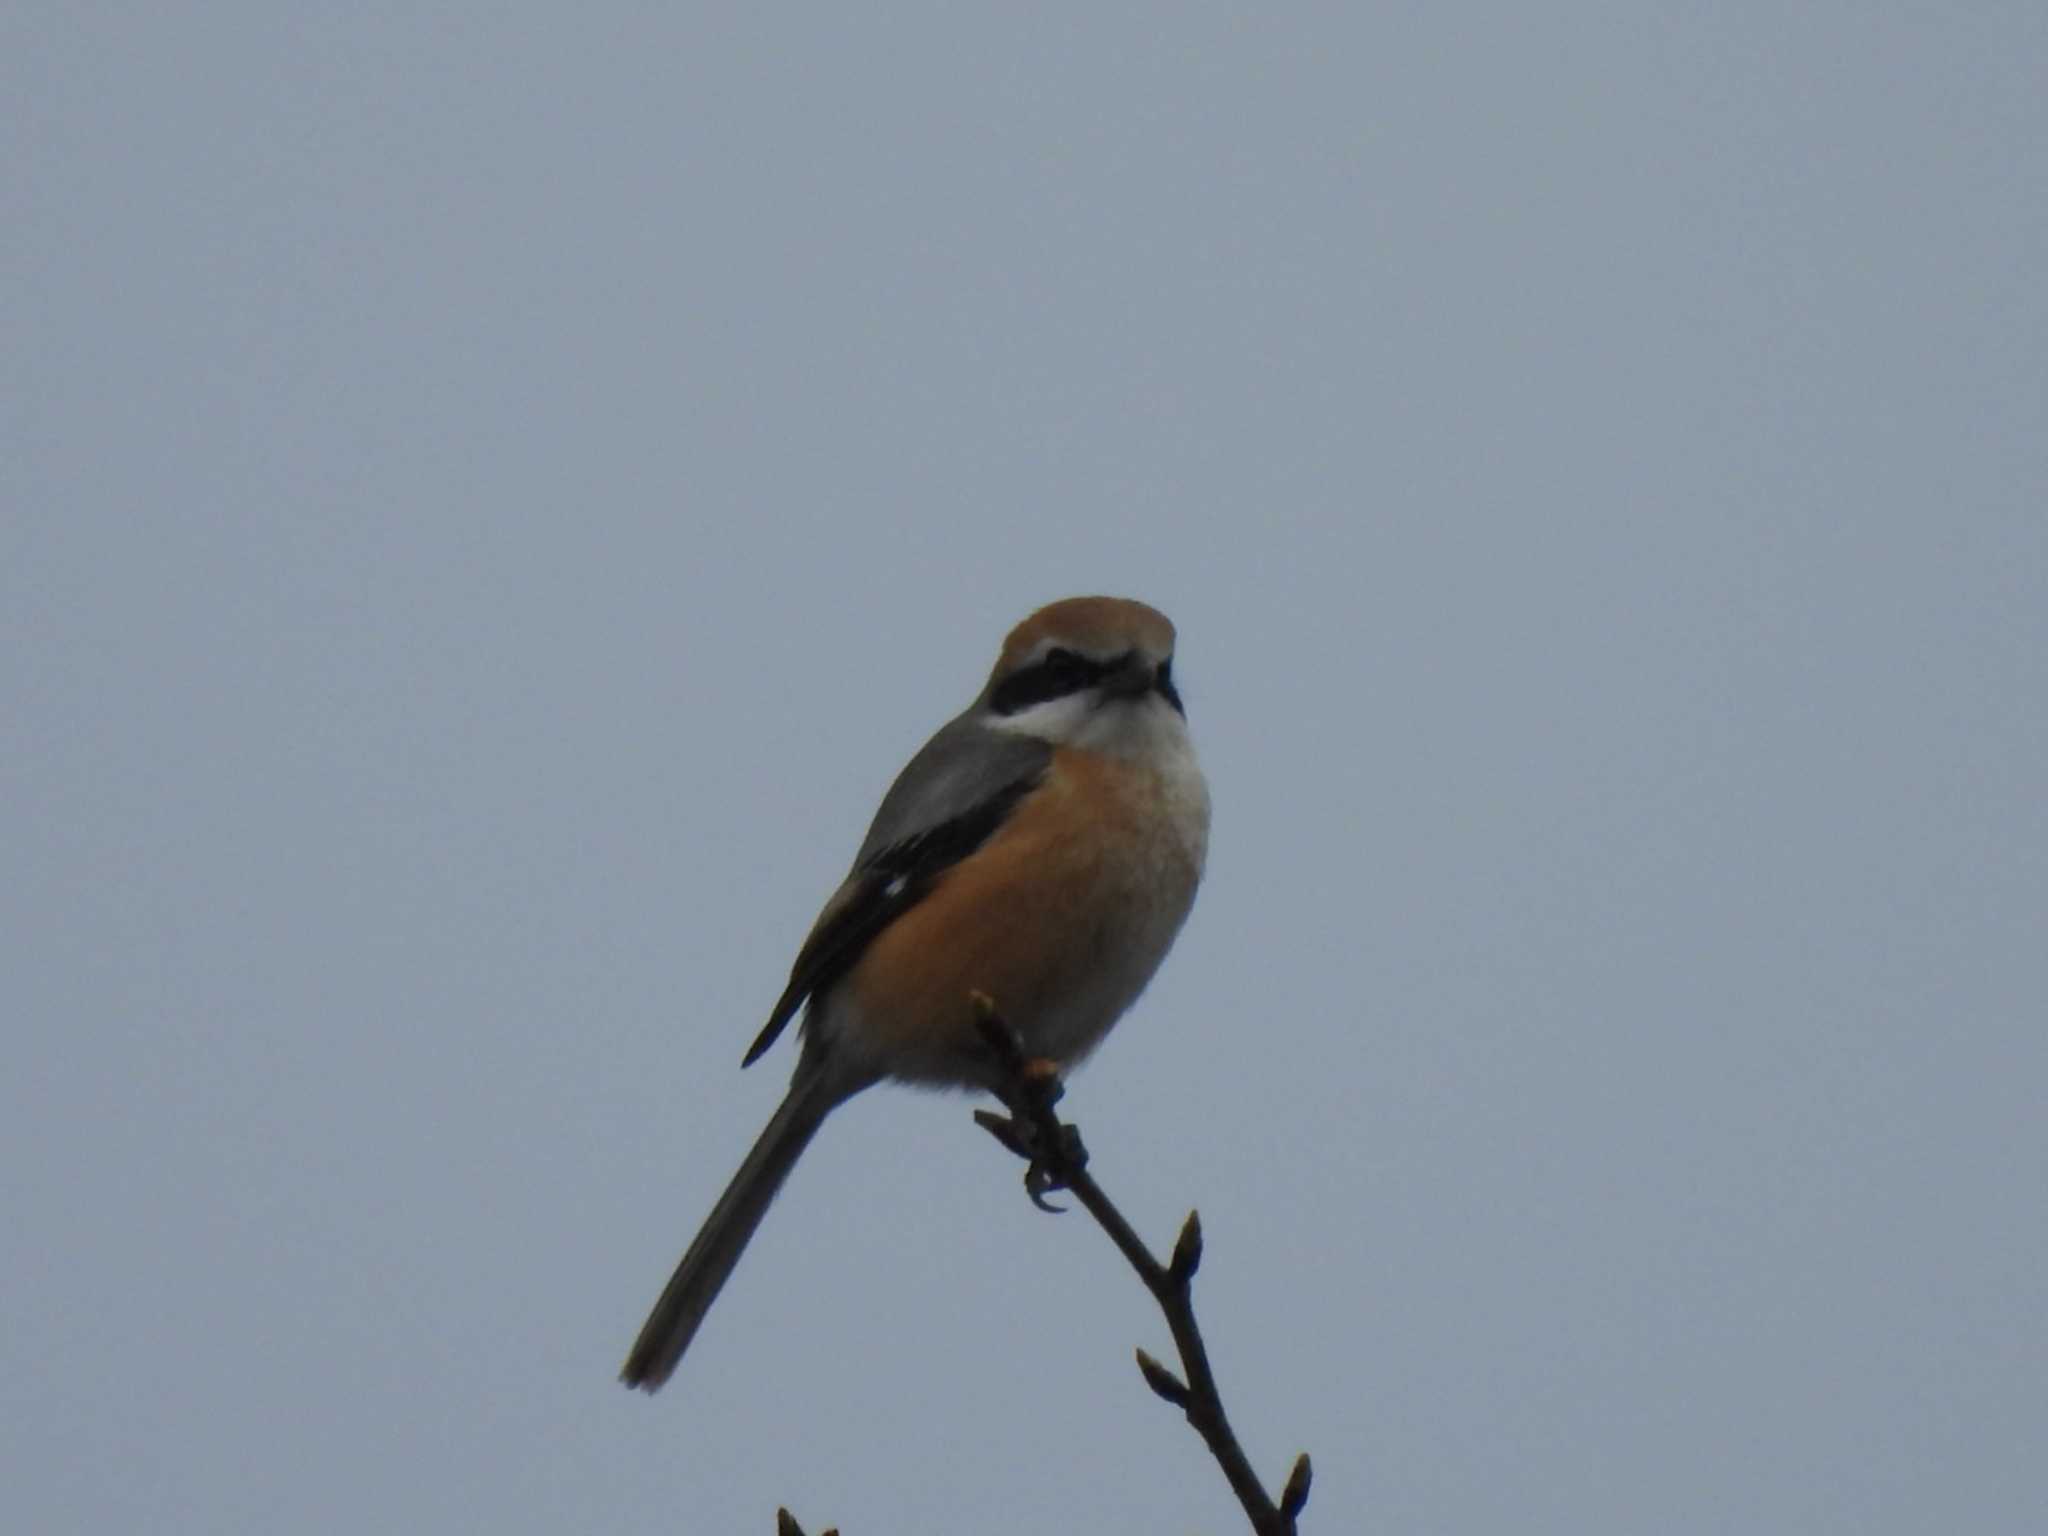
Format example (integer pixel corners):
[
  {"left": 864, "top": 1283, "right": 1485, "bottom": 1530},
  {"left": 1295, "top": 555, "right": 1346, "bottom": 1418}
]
[{"left": 829, "top": 747, "right": 1202, "bottom": 1088}]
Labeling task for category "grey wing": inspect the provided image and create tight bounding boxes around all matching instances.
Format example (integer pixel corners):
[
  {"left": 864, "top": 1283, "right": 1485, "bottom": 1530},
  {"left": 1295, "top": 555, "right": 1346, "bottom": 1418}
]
[
  {"left": 739, "top": 714, "right": 1051, "bottom": 1068},
  {"left": 851, "top": 710, "right": 1051, "bottom": 866}
]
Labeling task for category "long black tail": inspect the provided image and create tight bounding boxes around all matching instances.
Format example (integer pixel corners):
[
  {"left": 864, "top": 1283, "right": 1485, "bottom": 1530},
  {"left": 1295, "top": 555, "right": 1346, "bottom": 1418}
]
[{"left": 620, "top": 1068, "right": 839, "bottom": 1392}]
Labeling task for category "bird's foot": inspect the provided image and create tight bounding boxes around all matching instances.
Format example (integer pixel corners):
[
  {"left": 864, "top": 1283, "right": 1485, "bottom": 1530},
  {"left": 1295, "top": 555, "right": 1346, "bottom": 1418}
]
[{"left": 968, "top": 993, "right": 1088, "bottom": 1211}]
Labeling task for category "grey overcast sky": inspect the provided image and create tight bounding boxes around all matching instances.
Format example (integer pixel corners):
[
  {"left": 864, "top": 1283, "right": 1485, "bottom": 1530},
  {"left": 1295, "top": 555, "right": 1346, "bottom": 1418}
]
[{"left": 6, "top": 5, "right": 2045, "bottom": 1533}]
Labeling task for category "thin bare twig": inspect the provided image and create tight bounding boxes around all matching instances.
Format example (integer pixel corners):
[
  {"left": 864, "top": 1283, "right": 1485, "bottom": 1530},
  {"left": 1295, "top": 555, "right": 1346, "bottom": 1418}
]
[{"left": 970, "top": 996, "right": 1312, "bottom": 1536}]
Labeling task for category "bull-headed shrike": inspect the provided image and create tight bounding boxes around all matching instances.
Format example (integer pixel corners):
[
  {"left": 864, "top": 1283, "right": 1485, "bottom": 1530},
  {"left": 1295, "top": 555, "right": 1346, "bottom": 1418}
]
[{"left": 621, "top": 596, "right": 1210, "bottom": 1391}]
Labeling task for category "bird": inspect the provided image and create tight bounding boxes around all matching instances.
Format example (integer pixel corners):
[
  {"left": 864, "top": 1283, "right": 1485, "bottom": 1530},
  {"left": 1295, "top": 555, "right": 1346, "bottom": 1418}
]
[{"left": 620, "top": 595, "right": 1211, "bottom": 1393}]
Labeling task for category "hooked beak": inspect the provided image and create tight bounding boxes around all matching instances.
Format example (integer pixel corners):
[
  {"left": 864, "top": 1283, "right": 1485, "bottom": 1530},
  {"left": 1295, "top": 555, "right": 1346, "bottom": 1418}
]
[{"left": 1102, "top": 652, "right": 1184, "bottom": 716}]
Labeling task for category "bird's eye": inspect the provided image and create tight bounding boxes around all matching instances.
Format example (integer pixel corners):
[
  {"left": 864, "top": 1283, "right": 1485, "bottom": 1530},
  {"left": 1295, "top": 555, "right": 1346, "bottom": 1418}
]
[
  {"left": 1043, "top": 648, "right": 1086, "bottom": 684},
  {"left": 989, "top": 646, "right": 1103, "bottom": 716}
]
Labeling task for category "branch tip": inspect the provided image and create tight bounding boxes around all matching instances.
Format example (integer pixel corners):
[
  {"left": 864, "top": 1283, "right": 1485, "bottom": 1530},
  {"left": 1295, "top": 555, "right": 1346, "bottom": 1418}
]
[
  {"left": 1169, "top": 1209, "right": 1204, "bottom": 1282},
  {"left": 972, "top": 1107, "right": 1031, "bottom": 1159},
  {"left": 1135, "top": 1346, "right": 1192, "bottom": 1407},
  {"left": 1280, "top": 1453, "right": 1313, "bottom": 1520},
  {"left": 968, "top": 990, "right": 1019, "bottom": 1064}
]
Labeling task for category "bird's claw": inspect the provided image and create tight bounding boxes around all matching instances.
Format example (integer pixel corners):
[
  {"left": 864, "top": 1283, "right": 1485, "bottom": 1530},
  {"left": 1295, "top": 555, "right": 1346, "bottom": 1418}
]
[
  {"left": 1025, "top": 1160, "right": 1068, "bottom": 1213},
  {"left": 973, "top": 1106, "right": 1088, "bottom": 1214},
  {"left": 969, "top": 994, "right": 1089, "bottom": 1213}
]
